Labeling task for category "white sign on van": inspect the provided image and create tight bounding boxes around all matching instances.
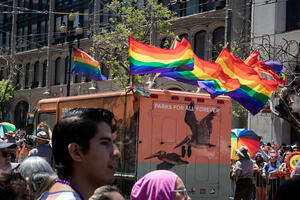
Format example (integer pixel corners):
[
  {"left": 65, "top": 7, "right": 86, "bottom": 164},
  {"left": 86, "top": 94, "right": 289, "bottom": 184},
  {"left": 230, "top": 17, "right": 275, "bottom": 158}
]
[{"left": 154, "top": 103, "right": 219, "bottom": 113}]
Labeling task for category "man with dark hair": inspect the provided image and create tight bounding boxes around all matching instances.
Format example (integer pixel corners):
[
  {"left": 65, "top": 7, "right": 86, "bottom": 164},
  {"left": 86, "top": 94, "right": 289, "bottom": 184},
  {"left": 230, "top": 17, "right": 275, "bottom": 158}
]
[
  {"left": 89, "top": 185, "right": 124, "bottom": 200},
  {"left": 37, "top": 108, "right": 121, "bottom": 200}
]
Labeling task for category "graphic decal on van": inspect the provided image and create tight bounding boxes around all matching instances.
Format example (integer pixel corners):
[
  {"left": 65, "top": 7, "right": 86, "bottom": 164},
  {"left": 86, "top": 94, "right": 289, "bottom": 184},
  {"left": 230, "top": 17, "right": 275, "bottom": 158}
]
[
  {"left": 145, "top": 150, "right": 188, "bottom": 170},
  {"left": 174, "top": 101, "right": 217, "bottom": 154}
]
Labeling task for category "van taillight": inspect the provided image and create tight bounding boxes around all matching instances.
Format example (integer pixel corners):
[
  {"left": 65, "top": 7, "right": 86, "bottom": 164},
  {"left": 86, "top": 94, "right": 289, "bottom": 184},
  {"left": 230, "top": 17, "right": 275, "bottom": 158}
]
[
  {"left": 184, "top": 97, "right": 192, "bottom": 101},
  {"left": 197, "top": 98, "right": 204, "bottom": 103},
  {"left": 217, "top": 100, "right": 224, "bottom": 104},
  {"left": 171, "top": 96, "right": 179, "bottom": 100},
  {"left": 151, "top": 94, "right": 158, "bottom": 98}
]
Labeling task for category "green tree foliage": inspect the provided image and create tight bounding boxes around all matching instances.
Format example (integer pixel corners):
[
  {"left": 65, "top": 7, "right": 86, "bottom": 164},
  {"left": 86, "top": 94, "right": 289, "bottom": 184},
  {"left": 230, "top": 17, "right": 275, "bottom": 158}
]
[
  {"left": 93, "top": 0, "right": 176, "bottom": 88},
  {"left": 0, "top": 80, "right": 14, "bottom": 121}
]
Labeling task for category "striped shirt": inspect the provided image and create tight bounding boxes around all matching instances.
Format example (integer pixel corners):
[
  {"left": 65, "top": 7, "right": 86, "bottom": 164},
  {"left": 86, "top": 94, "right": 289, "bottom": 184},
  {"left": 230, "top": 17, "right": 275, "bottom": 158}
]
[{"left": 37, "top": 191, "right": 81, "bottom": 200}]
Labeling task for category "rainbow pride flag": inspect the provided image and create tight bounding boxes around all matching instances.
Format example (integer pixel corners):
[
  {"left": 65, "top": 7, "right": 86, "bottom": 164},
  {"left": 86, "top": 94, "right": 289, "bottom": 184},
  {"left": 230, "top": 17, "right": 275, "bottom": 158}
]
[
  {"left": 27, "top": 113, "right": 34, "bottom": 120},
  {"left": 159, "top": 53, "right": 240, "bottom": 98},
  {"left": 129, "top": 36, "right": 194, "bottom": 74},
  {"left": 245, "top": 51, "right": 286, "bottom": 85},
  {"left": 265, "top": 60, "right": 286, "bottom": 82},
  {"left": 72, "top": 48, "right": 106, "bottom": 81},
  {"left": 216, "top": 48, "right": 279, "bottom": 115}
]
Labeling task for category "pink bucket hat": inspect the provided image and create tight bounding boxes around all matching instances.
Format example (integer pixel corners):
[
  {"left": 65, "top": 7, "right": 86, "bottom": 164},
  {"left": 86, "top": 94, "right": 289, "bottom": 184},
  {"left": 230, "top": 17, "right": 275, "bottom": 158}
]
[
  {"left": 270, "top": 153, "right": 278, "bottom": 158},
  {"left": 130, "top": 170, "right": 178, "bottom": 200}
]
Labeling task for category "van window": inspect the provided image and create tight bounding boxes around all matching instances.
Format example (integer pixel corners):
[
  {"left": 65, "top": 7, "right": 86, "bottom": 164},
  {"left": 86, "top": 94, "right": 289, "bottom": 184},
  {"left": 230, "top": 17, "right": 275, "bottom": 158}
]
[{"left": 38, "top": 112, "right": 56, "bottom": 132}]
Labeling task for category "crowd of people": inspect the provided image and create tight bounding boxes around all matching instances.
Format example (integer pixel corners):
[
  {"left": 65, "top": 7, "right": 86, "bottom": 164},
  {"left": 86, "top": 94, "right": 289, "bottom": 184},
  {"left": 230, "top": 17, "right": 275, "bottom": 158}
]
[
  {"left": 0, "top": 108, "right": 191, "bottom": 200},
  {"left": 231, "top": 142, "right": 300, "bottom": 200}
]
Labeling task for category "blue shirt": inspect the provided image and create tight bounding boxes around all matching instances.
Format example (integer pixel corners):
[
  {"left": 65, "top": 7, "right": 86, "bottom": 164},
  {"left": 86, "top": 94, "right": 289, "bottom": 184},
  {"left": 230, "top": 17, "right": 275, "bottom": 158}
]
[
  {"left": 263, "top": 160, "right": 281, "bottom": 177},
  {"left": 28, "top": 143, "right": 52, "bottom": 164}
]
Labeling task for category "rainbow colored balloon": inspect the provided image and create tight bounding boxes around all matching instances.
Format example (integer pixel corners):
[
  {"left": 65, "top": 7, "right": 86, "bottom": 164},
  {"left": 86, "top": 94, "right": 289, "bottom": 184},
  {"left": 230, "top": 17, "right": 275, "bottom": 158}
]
[{"left": 286, "top": 152, "right": 300, "bottom": 171}]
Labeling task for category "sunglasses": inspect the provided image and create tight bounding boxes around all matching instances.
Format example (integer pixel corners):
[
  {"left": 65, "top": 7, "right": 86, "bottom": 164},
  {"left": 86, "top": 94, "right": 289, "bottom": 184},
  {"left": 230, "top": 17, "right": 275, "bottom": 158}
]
[
  {"left": 173, "top": 188, "right": 188, "bottom": 198},
  {"left": 1, "top": 151, "right": 14, "bottom": 158}
]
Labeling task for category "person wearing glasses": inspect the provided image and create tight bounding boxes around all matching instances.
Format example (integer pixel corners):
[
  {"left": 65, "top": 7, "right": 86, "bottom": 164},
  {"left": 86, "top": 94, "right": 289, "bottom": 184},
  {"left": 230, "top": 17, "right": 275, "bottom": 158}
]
[
  {"left": 0, "top": 141, "right": 19, "bottom": 171},
  {"left": 131, "top": 170, "right": 191, "bottom": 200},
  {"left": 37, "top": 108, "right": 120, "bottom": 200}
]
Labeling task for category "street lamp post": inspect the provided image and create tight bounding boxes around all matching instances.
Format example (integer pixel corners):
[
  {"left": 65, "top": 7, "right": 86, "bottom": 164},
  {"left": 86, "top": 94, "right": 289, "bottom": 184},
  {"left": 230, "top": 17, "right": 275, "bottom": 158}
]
[{"left": 60, "top": 13, "right": 83, "bottom": 96}]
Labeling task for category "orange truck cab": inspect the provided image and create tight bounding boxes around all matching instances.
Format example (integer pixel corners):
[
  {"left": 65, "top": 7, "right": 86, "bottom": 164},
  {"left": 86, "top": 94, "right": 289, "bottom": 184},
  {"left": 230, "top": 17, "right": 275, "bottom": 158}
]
[{"left": 36, "top": 89, "right": 232, "bottom": 199}]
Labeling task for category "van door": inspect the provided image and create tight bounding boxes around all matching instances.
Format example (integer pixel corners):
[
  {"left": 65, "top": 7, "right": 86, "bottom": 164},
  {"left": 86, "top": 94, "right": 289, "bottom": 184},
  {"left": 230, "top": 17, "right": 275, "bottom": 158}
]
[{"left": 150, "top": 100, "right": 221, "bottom": 199}]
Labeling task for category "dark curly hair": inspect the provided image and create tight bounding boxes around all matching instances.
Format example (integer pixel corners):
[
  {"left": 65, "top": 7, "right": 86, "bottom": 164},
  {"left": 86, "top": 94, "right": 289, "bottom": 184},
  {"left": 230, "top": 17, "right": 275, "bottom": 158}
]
[{"left": 0, "top": 171, "right": 31, "bottom": 200}]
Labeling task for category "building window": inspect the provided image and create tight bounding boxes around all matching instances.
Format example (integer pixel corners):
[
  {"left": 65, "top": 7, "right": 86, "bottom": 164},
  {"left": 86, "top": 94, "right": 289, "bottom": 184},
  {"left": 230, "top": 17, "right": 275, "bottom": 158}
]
[
  {"left": 164, "top": 0, "right": 226, "bottom": 17},
  {"left": 286, "top": 0, "right": 300, "bottom": 31},
  {"left": 100, "top": 1, "right": 111, "bottom": 29},
  {"left": 74, "top": 74, "right": 81, "bottom": 83},
  {"left": 32, "top": 61, "right": 39, "bottom": 88},
  {"left": 25, "top": 63, "right": 30, "bottom": 89},
  {"left": 64, "top": 56, "right": 68, "bottom": 84},
  {"left": 212, "top": 27, "right": 224, "bottom": 60},
  {"left": 31, "top": 24, "right": 37, "bottom": 49},
  {"left": 83, "top": 8, "right": 89, "bottom": 38},
  {"left": 42, "top": 60, "right": 47, "bottom": 87},
  {"left": 194, "top": 30, "right": 206, "bottom": 59},
  {"left": 54, "top": 57, "right": 61, "bottom": 85}
]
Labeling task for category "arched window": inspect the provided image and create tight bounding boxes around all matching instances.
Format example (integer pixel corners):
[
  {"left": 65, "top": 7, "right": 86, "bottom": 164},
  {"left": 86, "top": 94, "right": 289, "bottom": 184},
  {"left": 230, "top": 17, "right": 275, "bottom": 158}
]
[
  {"left": 24, "top": 63, "right": 30, "bottom": 89},
  {"left": 14, "top": 101, "right": 29, "bottom": 129},
  {"left": 212, "top": 27, "right": 225, "bottom": 60},
  {"left": 160, "top": 37, "right": 172, "bottom": 49},
  {"left": 42, "top": 60, "right": 47, "bottom": 87},
  {"left": 32, "top": 61, "right": 39, "bottom": 88},
  {"left": 179, "top": 33, "right": 188, "bottom": 41},
  {"left": 54, "top": 57, "right": 61, "bottom": 85},
  {"left": 194, "top": 30, "right": 206, "bottom": 59},
  {"left": 64, "top": 56, "right": 68, "bottom": 84}
]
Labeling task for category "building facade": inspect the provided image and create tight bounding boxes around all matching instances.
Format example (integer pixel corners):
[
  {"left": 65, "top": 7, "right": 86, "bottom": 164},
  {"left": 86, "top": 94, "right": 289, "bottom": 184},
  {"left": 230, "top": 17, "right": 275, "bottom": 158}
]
[
  {"left": 0, "top": 0, "right": 234, "bottom": 129},
  {"left": 248, "top": 0, "right": 300, "bottom": 145}
]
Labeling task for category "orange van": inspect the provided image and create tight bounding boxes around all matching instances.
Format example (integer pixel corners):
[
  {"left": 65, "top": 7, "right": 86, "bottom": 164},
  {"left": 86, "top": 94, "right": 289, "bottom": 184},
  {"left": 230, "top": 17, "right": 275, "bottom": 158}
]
[{"left": 36, "top": 89, "right": 232, "bottom": 199}]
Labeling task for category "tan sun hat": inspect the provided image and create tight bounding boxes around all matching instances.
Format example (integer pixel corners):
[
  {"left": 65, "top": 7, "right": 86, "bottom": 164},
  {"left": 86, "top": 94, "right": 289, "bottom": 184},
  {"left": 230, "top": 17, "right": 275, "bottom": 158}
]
[
  {"left": 236, "top": 146, "right": 250, "bottom": 158},
  {"left": 33, "top": 131, "right": 50, "bottom": 141}
]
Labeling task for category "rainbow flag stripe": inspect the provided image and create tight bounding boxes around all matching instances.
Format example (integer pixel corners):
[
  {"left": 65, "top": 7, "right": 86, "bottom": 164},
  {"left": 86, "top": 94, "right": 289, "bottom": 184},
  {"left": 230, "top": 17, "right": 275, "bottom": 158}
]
[
  {"left": 129, "top": 36, "right": 194, "bottom": 74},
  {"left": 159, "top": 53, "right": 240, "bottom": 98},
  {"left": 72, "top": 48, "right": 106, "bottom": 81},
  {"left": 245, "top": 51, "right": 286, "bottom": 85},
  {"left": 216, "top": 48, "right": 279, "bottom": 115},
  {"left": 265, "top": 60, "right": 286, "bottom": 82}
]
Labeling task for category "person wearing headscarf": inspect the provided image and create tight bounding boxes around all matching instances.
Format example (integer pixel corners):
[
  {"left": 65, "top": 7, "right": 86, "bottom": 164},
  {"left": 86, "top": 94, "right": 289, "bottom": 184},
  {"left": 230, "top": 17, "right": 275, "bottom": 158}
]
[{"left": 130, "top": 170, "right": 191, "bottom": 200}]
